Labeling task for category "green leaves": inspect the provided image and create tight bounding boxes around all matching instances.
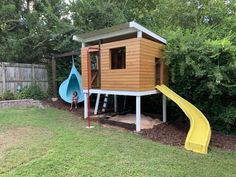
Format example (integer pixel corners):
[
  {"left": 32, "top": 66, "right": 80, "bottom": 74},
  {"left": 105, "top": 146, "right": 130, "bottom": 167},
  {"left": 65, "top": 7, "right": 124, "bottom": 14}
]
[
  {"left": 16, "top": 84, "right": 47, "bottom": 100},
  {"left": 0, "top": 0, "right": 76, "bottom": 63},
  {"left": 0, "top": 0, "right": 235, "bottom": 132},
  {"left": 164, "top": 26, "right": 236, "bottom": 132}
]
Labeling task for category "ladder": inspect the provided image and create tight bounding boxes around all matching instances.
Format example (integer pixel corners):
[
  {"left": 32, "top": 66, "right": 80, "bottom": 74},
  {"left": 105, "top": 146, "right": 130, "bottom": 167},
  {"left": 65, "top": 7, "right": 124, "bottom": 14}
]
[
  {"left": 102, "top": 94, "right": 109, "bottom": 113},
  {"left": 94, "top": 94, "right": 109, "bottom": 115}
]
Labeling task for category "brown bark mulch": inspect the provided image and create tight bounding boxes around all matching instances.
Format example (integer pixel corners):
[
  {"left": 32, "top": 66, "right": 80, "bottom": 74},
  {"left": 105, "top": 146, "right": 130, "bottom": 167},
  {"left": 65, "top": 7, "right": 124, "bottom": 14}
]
[
  {"left": 141, "top": 121, "right": 236, "bottom": 151},
  {"left": 46, "top": 99, "right": 84, "bottom": 116},
  {"left": 46, "top": 100, "right": 236, "bottom": 151}
]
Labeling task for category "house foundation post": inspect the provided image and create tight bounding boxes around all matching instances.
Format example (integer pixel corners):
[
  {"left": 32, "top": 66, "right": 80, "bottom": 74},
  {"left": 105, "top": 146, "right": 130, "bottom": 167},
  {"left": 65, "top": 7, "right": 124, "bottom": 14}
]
[
  {"left": 162, "top": 94, "right": 167, "bottom": 122},
  {"left": 84, "top": 93, "right": 88, "bottom": 119},
  {"left": 136, "top": 96, "right": 141, "bottom": 132}
]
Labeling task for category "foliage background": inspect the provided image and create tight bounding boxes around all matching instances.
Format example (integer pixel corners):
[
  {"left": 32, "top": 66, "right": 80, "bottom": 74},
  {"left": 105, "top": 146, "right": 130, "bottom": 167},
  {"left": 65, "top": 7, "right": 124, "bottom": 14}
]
[{"left": 0, "top": 0, "right": 235, "bottom": 132}]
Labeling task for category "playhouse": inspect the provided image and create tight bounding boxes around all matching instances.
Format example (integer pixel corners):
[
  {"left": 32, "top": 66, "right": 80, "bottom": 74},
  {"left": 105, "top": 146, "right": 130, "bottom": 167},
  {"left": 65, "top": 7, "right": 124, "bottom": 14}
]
[
  {"left": 73, "top": 21, "right": 168, "bottom": 131},
  {"left": 73, "top": 21, "right": 211, "bottom": 154}
]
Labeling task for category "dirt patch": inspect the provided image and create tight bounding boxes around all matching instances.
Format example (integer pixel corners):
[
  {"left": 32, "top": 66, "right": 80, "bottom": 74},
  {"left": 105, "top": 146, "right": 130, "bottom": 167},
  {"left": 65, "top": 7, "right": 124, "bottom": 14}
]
[
  {"left": 0, "top": 126, "right": 54, "bottom": 174},
  {"left": 0, "top": 126, "right": 54, "bottom": 152},
  {"left": 46, "top": 99, "right": 84, "bottom": 117}
]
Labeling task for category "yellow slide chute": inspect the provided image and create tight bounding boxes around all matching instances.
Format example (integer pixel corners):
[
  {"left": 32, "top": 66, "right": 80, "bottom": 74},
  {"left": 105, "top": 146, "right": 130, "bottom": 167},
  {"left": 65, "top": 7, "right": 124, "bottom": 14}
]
[{"left": 155, "top": 84, "right": 211, "bottom": 154}]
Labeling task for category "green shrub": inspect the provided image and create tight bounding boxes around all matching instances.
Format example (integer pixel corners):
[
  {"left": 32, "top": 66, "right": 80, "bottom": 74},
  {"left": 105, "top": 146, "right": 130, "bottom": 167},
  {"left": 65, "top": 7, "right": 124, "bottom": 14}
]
[
  {"left": 16, "top": 84, "right": 47, "bottom": 100},
  {"left": 163, "top": 27, "right": 236, "bottom": 133},
  {"left": 3, "top": 90, "right": 15, "bottom": 100},
  {"left": 216, "top": 106, "right": 236, "bottom": 133}
]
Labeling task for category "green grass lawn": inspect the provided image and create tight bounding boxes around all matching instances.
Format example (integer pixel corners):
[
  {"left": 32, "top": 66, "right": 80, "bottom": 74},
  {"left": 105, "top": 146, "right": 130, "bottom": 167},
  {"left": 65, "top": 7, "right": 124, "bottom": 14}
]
[{"left": 0, "top": 107, "right": 235, "bottom": 177}]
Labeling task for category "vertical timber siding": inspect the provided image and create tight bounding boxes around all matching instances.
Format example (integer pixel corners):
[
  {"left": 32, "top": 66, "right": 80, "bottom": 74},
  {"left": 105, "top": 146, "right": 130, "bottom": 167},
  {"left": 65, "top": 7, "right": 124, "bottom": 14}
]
[{"left": 0, "top": 62, "right": 48, "bottom": 94}]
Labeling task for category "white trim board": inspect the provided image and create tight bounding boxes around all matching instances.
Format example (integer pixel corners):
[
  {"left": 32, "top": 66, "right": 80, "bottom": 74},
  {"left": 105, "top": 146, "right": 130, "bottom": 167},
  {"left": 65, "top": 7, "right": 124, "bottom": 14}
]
[{"left": 83, "top": 89, "right": 159, "bottom": 96}]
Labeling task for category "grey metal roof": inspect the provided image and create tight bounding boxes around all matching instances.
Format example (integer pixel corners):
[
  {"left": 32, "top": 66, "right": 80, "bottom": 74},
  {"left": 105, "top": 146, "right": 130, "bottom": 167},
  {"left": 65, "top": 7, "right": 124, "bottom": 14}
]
[
  {"left": 73, "top": 21, "right": 166, "bottom": 44},
  {"left": 79, "top": 22, "right": 130, "bottom": 39}
]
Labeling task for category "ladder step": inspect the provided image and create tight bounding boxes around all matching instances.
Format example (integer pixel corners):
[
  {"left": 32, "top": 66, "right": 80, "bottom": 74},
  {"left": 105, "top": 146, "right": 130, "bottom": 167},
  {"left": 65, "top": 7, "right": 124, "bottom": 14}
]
[{"left": 101, "top": 94, "right": 109, "bottom": 113}]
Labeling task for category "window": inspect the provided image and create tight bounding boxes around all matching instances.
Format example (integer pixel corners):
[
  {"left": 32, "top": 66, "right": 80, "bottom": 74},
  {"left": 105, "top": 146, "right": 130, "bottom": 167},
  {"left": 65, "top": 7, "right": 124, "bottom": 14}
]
[{"left": 110, "top": 47, "right": 126, "bottom": 69}]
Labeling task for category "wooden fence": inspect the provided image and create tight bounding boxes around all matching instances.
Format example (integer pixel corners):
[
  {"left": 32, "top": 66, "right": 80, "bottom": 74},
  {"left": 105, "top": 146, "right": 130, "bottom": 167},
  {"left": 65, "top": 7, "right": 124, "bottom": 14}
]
[{"left": 0, "top": 62, "right": 48, "bottom": 95}]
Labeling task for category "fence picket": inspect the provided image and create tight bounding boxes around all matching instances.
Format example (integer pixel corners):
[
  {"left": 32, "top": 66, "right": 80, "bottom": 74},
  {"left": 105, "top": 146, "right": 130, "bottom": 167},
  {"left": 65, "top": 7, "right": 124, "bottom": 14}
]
[{"left": 0, "top": 62, "right": 48, "bottom": 95}]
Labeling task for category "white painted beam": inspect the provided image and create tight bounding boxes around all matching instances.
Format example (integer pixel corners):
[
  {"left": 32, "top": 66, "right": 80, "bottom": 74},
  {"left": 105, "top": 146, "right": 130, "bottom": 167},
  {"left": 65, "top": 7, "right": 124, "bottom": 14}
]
[
  {"left": 136, "top": 96, "right": 141, "bottom": 132},
  {"left": 94, "top": 93, "right": 100, "bottom": 115},
  {"left": 83, "top": 89, "right": 158, "bottom": 96},
  {"left": 82, "top": 42, "right": 86, "bottom": 48},
  {"left": 137, "top": 31, "right": 142, "bottom": 38}
]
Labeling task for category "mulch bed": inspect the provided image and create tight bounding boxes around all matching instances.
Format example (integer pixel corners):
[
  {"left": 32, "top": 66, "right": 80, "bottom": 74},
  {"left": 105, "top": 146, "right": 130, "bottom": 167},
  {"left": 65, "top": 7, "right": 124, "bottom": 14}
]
[
  {"left": 46, "top": 100, "right": 236, "bottom": 151},
  {"left": 141, "top": 121, "right": 236, "bottom": 151},
  {"left": 46, "top": 99, "right": 84, "bottom": 116},
  {"left": 141, "top": 122, "right": 188, "bottom": 147}
]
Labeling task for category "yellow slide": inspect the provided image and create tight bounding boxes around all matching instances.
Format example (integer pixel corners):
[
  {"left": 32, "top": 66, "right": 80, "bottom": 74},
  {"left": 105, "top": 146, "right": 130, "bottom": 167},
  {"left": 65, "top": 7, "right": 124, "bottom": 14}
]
[{"left": 155, "top": 84, "right": 211, "bottom": 154}]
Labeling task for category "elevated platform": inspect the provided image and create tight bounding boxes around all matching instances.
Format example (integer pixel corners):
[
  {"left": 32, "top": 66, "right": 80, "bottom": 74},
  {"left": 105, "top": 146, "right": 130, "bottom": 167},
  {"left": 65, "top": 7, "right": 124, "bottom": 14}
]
[
  {"left": 83, "top": 89, "right": 158, "bottom": 96},
  {"left": 83, "top": 89, "right": 166, "bottom": 132}
]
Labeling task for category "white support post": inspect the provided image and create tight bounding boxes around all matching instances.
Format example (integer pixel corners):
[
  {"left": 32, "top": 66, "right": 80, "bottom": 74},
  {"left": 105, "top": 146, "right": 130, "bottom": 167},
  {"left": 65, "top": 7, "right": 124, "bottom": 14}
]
[
  {"left": 84, "top": 93, "right": 88, "bottom": 119},
  {"left": 137, "top": 31, "right": 142, "bottom": 38},
  {"left": 94, "top": 93, "right": 100, "bottom": 115},
  {"left": 114, "top": 95, "right": 117, "bottom": 113},
  {"left": 82, "top": 42, "right": 86, "bottom": 48},
  {"left": 162, "top": 94, "right": 167, "bottom": 122},
  {"left": 136, "top": 96, "right": 141, "bottom": 132}
]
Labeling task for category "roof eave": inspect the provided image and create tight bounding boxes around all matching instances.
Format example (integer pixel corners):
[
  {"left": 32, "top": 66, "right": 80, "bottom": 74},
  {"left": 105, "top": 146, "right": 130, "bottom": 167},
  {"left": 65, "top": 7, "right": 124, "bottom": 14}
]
[
  {"left": 129, "top": 21, "right": 166, "bottom": 44},
  {"left": 80, "top": 28, "right": 137, "bottom": 43},
  {"left": 73, "top": 21, "right": 167, "bottom": 44}
]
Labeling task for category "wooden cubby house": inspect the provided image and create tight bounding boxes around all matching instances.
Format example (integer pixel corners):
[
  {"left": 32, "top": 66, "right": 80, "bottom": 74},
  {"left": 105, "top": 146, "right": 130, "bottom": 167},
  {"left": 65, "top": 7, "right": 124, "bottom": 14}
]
[{"left": 73, "top": 21, "right": 168, "bottom": 131}]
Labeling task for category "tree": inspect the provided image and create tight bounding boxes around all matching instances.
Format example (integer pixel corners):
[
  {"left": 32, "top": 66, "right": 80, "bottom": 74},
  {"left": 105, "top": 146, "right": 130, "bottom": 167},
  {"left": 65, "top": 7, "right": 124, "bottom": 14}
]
[
  {"left": 0, "top": 0, "right": 235, "bottom": 132},
  {"left": 158, "top": 0, "right": 236, "bottom": 132},
  {"left": 0, "top": 0, "right": 76, "bottom": 63},
  {"left": 69, "top": 0, "right": 126, "bottom": 33}
]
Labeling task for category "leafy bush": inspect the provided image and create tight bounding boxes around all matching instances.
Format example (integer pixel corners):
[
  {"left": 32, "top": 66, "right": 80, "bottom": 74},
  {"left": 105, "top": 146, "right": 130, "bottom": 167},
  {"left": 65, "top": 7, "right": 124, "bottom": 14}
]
[
  {"left": 16, "top": 84, "right": 47, "bottom": 100},
  {"left": 3, "top": 90, "right": 15, "bottom": 100},
  {"left": 216, "top": 106, "right": 236, "bottom": 133},
  {"left": 163, "top": 27, "right": 236, "bottom": 133}
]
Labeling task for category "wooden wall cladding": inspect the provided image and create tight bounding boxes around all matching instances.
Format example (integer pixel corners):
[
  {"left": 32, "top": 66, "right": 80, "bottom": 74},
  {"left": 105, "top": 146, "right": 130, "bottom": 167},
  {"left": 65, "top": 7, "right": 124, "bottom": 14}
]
[{"left": 81, "top": 37, "right": 168, "bottom": 91}]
